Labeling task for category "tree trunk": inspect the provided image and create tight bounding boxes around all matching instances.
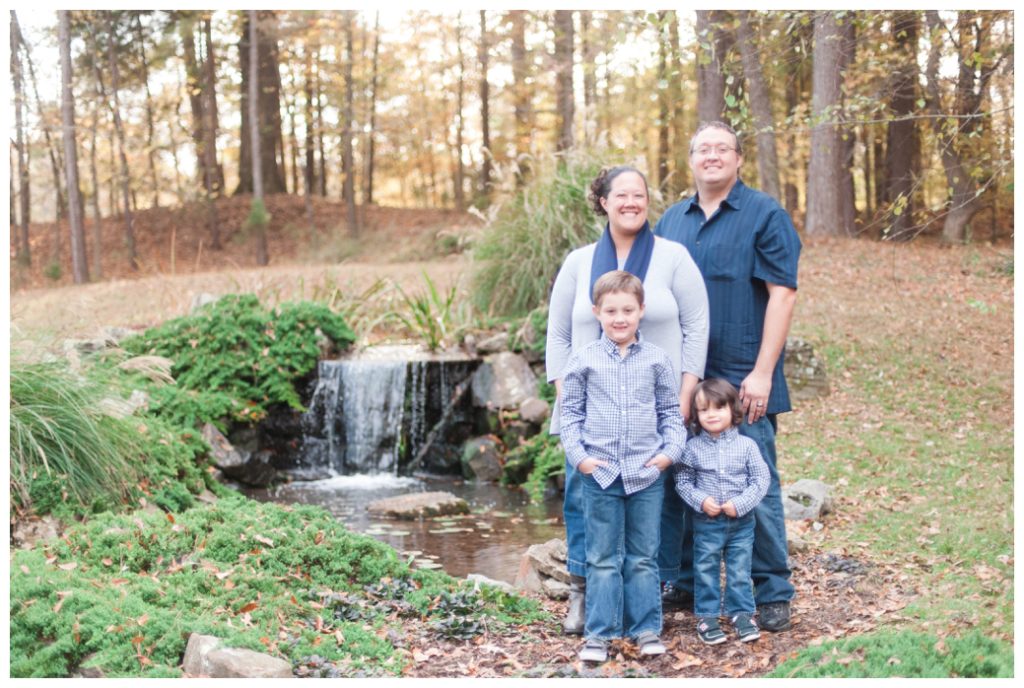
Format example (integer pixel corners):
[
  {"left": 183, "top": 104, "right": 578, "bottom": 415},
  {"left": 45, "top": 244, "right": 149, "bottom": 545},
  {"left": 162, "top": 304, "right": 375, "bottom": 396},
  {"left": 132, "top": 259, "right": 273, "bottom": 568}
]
[
  {"left": 554, "top": 10, "right": 575, "bottom": 153},
  {"left": 453, "top": 13, "right": 466, "bottom": 209},
  {"left": 303, "top": 42, "right": 318, "bottom": 199},
  {"left": 248, "top": 10, "right": 268, "bottom": 266},
  {"left": 17, "top": 16, "right": 65, "bottom": 256},
  {"left": 669, "top": 12, "right": 688, "bottom": 197},
  {"left": 695, "top": 10, "right": 729, "bottom": 123},
  {"left": 133, "top": 14, "right": 159, "bottom": 208},
  {"left": 580, "top": 11, "right": 598, "bottom": 144},
  {"left": 882, "top": 11, "right": 920, "bottom": 240},
  {"left": 285, "top": 66, "right": 300, "bottom": 194},
  {"left": 315, "top": 44, "right": 327, "bottom": 196},
  {"left": 238, "top": 10, "right": 286, "bottom": 196},
  {"left": 58, "top": 11, "right": 89, "bottom": 284},
  {"left": 201, "top": 15, "right": 225, "bottom": 193},
  {"left": 106, "top": 14, "right": 138, "bottom": 269},
  {"left": 510, "top": 9, "right": 532, "bottom": 183},
  {"left": 11, "top": 11, "right": 31, "bottom": 265},
  {"left": 839, "top": 17, "right": 857, "bottom": 234},
  {"left": 478, "top": 10, "right": 492, "bottom": 200},
  {"left": 924, "top": 10, "right": 1004, "bottom": 243},
  {"left": 804, "top": 11, "right": 846, "bottom": 237},
  {"left": 656, "top": 11, "right": 671, "bottom": 190},
  {"left": 341, "top": 11, "right": 358, "bottom": 235},
  {"left": 87, "top": 25, "right": 107, "bottom": 278},
  {"left": 736, "top": 11, "right": 781, "bottom": 201},
  {"left": 364, "top": 11, "right": 380, "bottom": 206}
]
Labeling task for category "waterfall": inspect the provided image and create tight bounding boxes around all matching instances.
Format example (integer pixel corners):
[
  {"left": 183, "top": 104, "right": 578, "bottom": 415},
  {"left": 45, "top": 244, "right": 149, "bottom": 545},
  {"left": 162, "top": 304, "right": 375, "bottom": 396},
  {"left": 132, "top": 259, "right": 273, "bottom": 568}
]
[
  {"left": 295, "top": 346, "right": 481, "bottom": 478},
  {"left": 339, "top": 359, "right": 407, "bottom": 473}
]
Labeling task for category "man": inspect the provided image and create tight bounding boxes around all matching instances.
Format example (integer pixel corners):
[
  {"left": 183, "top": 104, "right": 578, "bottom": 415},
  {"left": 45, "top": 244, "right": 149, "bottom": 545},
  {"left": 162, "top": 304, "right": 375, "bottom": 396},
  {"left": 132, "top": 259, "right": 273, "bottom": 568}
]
[{"left": 654, "top": 120, "right": 801, "bottom": 632}]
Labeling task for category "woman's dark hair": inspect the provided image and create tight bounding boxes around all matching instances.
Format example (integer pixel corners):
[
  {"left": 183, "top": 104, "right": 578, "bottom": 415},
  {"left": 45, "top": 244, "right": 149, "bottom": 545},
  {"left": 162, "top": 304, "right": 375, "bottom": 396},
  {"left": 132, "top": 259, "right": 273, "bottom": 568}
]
[
  {"left": 588, "top": 165, "right": 649, "bottom": 216},
  {"left": 688, "top": 377, "right": 743, "bottom": 436}
]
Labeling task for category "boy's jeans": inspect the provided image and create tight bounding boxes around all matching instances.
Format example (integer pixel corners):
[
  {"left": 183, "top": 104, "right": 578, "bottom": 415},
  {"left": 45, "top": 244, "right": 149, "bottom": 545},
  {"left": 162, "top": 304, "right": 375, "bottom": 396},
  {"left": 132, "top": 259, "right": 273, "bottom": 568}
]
[
  {"left": 581, "top": 472, "right": 666, "bottom": 640},
  {"left": 563, "top": 459, "right": 587, "bottom": 577},
  {"left": 692, "top": 511, "right": 756, "bottom": 618}
]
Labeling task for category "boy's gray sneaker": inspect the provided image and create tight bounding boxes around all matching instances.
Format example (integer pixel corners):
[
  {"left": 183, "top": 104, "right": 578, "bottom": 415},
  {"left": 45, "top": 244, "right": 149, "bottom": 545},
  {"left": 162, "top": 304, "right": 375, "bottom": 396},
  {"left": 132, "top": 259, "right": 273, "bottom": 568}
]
[
  {"left": 757, "top": 601, "right": 792, "bottom": 632},
  {"left": 635, "top": 631, "right": 666, "bottom": 656},
  {"left": 696, "top": 617, "right": 727, "bottom": 645},
  {"left": 731, "top": 613, "right": 760, "bottom": 642},
  {"left": 578, "top": 638, "right": 609, "bottom": 663}
]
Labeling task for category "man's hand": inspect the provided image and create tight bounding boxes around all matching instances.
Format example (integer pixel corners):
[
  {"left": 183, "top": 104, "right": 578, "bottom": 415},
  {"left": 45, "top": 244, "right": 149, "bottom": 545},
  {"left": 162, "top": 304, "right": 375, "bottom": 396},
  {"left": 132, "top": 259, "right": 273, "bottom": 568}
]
[
  {"left": 701, "top": 497, "right": 722, "bottom": 517},
  {"left": 645, "top": 453, "right": 672, "bottom": 472},
  {"left": 578, "top": 457, "right": 609, "bottom": 475},
  {"left": 721, "top": 500, "right": 738, "bottom": 518},
  {"left": 739, "top": 369, "right": 772, "bottom": 424}
]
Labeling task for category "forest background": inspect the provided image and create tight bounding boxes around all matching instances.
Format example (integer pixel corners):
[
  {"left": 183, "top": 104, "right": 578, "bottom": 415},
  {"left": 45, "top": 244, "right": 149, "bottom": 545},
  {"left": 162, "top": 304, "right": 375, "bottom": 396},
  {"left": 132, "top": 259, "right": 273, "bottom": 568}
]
[{"left": 7, "top": 7, "right": 1014, "bottom": 286}]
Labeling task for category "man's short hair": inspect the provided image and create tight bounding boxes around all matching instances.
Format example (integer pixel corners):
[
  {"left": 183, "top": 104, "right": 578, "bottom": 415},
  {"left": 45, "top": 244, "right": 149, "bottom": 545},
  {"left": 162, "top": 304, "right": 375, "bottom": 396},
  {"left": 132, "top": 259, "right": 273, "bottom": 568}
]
[
  {"left": 690, "top": 120, "right": 743, "bottom": 156},
  {"left": 592, "top": 270, "right": 645, "bottom": 307}
]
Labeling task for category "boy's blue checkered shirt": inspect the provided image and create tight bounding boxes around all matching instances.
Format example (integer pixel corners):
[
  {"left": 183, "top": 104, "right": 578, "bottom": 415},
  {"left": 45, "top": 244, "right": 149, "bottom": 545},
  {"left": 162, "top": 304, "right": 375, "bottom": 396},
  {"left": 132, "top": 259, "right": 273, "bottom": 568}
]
[
  {"left": 559, "top": 332, "right": 686, "bottom": 495},
  {"left": 675, "top": 427, "right": 770, "bottom": 517}
]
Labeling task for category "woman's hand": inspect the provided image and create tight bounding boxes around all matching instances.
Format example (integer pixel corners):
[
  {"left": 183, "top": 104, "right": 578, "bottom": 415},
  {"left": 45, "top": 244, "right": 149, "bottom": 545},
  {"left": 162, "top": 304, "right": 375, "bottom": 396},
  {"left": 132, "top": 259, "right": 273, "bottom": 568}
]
[{"left": 578, "top": 457, "right": 609, "bottom": 475}]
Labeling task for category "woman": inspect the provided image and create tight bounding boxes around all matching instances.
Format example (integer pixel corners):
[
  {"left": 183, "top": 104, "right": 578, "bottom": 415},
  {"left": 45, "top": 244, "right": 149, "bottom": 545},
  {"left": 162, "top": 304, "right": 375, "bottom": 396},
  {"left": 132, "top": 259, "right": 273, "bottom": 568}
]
[{"left": 546, "top": 166, "right": 709, "bottom": 634}]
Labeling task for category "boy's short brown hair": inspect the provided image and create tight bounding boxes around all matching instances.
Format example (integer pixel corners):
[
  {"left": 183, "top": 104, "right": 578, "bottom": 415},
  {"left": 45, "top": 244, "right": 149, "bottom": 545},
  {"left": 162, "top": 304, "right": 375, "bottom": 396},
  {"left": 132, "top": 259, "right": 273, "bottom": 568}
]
[{"left": 592, "top": 270, "right": 645, "bottom": 307}]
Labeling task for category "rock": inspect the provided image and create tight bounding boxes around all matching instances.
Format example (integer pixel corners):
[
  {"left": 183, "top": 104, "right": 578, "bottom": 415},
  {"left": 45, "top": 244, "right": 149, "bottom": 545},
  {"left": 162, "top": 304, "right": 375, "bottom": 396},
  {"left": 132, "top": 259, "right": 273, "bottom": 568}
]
[
  {"left": 190, "top": 293, "right": 220, "bottom": 313},
  {"left": 785, "top": 337, "right": 829, "bottom": 400},
  {"left": 196, "top": 489, "right": 219, "bottom": 505},
  {"left": 366, "top": 491, "right": 469, "bottom": 519},
  {"left": 182, "top": 633, "right": 292, "bottom": 678},
  {"left": 99, "top": 326, "right": 136, "bottom": 344},
  {"left": 518, "top": 397, "right": 550, "bottom": 425},
  {"left": 541, "top": 577, "right": 570, "bottom": 600},
  {"left": 476, "top": 331, "right": 510, "bottom": 354},
  {"left": 462, "top": 436, "right": 504, "bottom": 482},
  {"left": 514, "top": 538, "right": 571, "bottom": 598},
  {"left": 201, "top": 424, "right": 277, "bottom": 487},
  {"left": 471, "top": 352, "right": 538, "bottom": 410},
  {"left": 787, "top": 531, "right": 810, "bottom": 554},
  {"left": 207, "top": 648, "right": 293, "bottom": 678},
  {"left": 182, "top": 633, "right": 222, "bottom": 677},
  {"left": 782, "top": 479, "right": 834, "bottom": 521},
  {"left": 117, "top": 356, "right": 175, "bottom": 385},
  {"left": 97, "top": 389, "right": 150, "bottom": 419},
  {"left": 11, "top": 515, "right": 62, "bottom": 549},
  {"left": 467, "top": 573, "right": 517, "bottom": 594},
  {"left": 73, "top": 654, "right": 105, "bottom": 678}
]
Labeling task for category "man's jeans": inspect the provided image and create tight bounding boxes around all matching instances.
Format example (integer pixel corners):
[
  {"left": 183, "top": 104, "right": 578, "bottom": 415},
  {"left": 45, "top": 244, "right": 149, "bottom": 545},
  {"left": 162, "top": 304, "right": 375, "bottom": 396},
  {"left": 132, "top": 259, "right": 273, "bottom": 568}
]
[
  {"left": 581, "top": 472, "right": 665, "bottom": 640},
  {"left": 563, "top": 459, "right": 587, "bottom": 577},
  {"left": 692, "top": 511, "right": 755, "bottom": 617},
  {"left": 658, "top": 415, "right": 795, "bottom": 605}
]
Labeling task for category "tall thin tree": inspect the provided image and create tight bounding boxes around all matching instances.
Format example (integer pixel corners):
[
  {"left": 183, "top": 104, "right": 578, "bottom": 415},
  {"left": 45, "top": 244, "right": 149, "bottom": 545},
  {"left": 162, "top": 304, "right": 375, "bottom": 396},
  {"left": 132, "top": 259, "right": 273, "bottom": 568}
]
[
  {"left": 736, "top": 11, "right": 781, "bottom": 201},
  {"left": 58, "top": 10, "right": 89, "bottom": 283},
  {"left": 105, "top": 13, "right": 138, "bottom": 268},
  {"left": 364, "top": 11, "right": 380, "bottom": 206},
  {"left": 11, "top": 11, "right": 31, "bottom": 265},
  {"left": 478, "top": 10, "right": 492, "bottom": 199},
  {"left": 341, "top": 11, "right": 358, "bottom": 235},
  {"left": 248, "top": 10, "right": 269, "bottom": 266},
  {"left": 133, "top": 13, "right": 159, "bottom": 208},
  {"left": 554, "top": 10, "right": 575, "bottom": 153}
]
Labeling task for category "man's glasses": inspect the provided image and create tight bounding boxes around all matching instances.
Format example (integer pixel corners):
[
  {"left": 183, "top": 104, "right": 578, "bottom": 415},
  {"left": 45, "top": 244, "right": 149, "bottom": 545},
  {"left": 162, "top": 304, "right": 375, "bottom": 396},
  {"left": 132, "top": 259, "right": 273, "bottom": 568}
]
[{"left": 692, "top": 144, "right": 736, "bottom": 157}]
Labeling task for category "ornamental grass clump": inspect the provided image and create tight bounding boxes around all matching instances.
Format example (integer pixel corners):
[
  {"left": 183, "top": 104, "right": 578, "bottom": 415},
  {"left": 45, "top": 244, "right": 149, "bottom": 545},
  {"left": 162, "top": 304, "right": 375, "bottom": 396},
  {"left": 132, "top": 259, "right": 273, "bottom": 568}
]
[{"left": 10, "top": 361, "right": 143, "bottom": 513}]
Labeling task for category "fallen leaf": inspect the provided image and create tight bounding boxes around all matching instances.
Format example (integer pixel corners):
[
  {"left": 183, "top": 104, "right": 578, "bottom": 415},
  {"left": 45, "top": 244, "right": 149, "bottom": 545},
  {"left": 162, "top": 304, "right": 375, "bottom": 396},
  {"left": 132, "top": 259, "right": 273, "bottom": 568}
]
[
  {"left": 58, "top": 562, "right": 78, "bottom": 571},
  {"left": 237, "top": 602, "right": 258, "bottom": 614}
]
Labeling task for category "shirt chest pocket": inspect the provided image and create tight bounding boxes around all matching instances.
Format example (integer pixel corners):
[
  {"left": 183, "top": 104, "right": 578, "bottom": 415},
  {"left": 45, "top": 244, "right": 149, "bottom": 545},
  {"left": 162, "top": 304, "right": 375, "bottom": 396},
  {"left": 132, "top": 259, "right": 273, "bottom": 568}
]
[{"left": 704, "top": 242, "right": 741, "bottom": 281}]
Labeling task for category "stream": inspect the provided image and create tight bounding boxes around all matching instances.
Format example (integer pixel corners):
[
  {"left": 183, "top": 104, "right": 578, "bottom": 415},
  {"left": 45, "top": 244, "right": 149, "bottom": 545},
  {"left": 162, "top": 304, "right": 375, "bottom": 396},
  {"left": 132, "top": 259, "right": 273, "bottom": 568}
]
[{"left": 243, "top": 474, "right": 564, "bottom": 584}]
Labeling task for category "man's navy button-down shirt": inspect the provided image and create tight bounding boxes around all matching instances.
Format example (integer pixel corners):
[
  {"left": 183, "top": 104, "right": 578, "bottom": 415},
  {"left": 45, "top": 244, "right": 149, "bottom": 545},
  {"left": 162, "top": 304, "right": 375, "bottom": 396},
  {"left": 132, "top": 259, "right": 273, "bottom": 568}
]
[{"left": 654, "top": 180, "right": 801, "bottom": 414}]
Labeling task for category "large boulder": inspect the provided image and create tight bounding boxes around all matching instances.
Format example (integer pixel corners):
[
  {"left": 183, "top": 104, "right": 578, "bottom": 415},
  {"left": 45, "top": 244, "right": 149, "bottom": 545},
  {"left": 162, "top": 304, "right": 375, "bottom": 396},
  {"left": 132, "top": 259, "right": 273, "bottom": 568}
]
[
  {"left": 11, "top": 515, "right": 62, "bottom": 549},
  {"left": 471, "top": 352, "right": 538, "bottom": 410},
  {"left": 182, "top": 633, "right": 292, "bottom": 678},
  {"left": 782, "top": 478, "right": 834, "bottom": 521},
  {"left": 366, "top": 491, "right": 469, "bottom": 520},
  {"left": 461, "top": 436, "right": 504, "bottom": 482},
  {"left": 97, "top": 389, "right": 150, "bottom": 419},
  {"left": 785, "top": 337, "right": 830, "bottom": 400}
]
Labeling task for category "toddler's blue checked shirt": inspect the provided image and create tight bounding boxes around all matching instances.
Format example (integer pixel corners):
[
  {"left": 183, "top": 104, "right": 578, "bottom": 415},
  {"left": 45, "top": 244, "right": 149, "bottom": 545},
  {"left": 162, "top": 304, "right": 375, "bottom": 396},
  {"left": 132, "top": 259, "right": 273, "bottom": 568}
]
[
  {"left": 675, "top": 427, "right": 770, "bottom": 517},
  {"left": 559, "top": 332, "right": 686, "bottom": 495}
]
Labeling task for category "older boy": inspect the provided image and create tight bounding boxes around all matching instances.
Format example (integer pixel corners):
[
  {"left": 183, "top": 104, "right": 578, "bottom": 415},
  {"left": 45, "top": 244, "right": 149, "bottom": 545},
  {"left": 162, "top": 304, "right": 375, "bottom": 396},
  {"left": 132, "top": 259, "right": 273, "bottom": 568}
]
[{"left": 559, "top": 270, "right": 687, "bottom": 663}]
